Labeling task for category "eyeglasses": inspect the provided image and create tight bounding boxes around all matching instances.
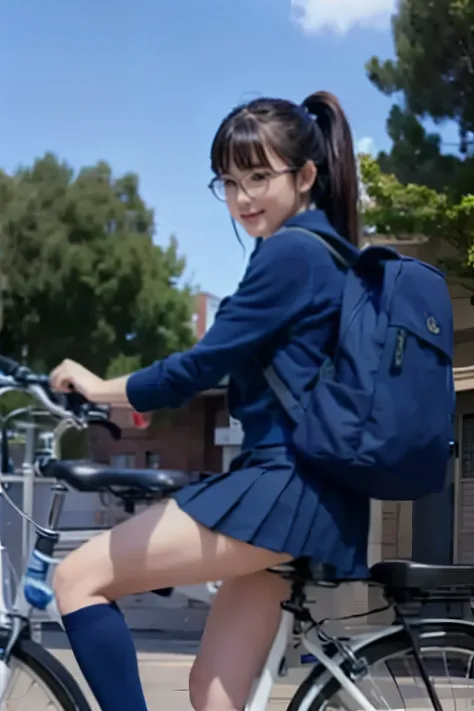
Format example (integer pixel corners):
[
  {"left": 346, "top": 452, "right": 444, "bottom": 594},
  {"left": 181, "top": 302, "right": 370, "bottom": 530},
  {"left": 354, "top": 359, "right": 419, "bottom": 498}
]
[{"left": 208, "top": 168, "right": 298, "bottom": 202}]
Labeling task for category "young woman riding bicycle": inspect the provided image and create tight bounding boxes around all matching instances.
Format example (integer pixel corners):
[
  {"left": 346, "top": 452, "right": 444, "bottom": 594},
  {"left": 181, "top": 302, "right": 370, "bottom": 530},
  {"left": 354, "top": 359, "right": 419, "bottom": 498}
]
[{"left": 49, "top": 90, "right": 370, "bottom": 711}]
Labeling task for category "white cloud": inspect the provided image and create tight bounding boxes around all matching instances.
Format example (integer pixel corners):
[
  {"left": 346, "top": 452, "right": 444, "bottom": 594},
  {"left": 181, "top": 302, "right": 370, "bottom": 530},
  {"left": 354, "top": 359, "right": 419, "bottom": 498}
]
[
  {"left": 356, "top": 136, "right": 377, "bottom": 155},
  {"left": 290, "top": 0, "right": 395, "bottom": 35}
]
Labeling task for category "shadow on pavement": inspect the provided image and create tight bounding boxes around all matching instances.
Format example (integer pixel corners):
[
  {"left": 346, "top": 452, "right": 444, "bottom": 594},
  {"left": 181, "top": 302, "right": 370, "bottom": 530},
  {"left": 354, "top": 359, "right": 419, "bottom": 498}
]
[{"left": 41, "top": 623, "right": 201, "bottom": 655}]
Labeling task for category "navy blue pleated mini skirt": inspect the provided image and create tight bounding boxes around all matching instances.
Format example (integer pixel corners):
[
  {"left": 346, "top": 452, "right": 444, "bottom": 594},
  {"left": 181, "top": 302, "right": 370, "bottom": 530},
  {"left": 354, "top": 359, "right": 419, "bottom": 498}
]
[{"left": 173, "top": 445, "right": 370, "bottom": 579}]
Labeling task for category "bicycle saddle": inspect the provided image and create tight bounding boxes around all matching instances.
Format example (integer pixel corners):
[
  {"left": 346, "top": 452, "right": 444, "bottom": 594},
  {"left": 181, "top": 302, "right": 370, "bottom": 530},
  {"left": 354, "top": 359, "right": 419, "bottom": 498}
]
[{"left": 41, "top": 459, "right": 190, "bottom": 494}]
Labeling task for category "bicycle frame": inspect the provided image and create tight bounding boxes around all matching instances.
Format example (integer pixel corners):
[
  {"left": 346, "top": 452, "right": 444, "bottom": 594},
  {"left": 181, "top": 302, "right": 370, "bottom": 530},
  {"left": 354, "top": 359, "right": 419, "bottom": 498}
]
[
  {"left": 253, "top": 613, "right": 474, "bottom": 711},
  {"left": 0, "top": 413, "right": 222, "bottom": 620},
  {"left": 0, "top": 396, "right": 222, "bottom": 702},
  {"left": 244, "top": 601, "right": 385, "bottom": 711}
]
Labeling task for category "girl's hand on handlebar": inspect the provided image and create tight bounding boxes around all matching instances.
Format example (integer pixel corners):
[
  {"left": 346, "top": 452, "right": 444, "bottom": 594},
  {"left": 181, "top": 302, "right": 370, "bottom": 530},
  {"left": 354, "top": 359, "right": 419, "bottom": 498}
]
[{"left": 49, "top": 359, "right": 104, "bottom": 401}]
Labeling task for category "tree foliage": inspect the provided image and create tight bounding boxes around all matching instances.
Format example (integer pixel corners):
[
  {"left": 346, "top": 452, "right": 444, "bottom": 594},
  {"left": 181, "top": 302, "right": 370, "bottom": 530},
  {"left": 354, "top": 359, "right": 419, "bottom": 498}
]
[
  {"left": 360, "top": 154, "right": 474, "bottom": 278},
  {"left": 361, "top": 153, "right": 446, "bottom": 236},
  {"left": 366, "top": 0, "right": 474, "bottom": 146},
  {"left": 362, "top": 0, "right": 474, "bottom": 279},
  {"left": 375, "top": 106, "right": 471, "bottom": 195},
  {"left": 0, "top": 153, "right": 195, "bottom": 376}
]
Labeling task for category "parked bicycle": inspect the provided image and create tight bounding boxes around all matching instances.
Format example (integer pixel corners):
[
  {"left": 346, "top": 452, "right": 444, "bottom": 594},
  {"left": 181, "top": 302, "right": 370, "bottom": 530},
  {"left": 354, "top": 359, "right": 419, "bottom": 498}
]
[{"left": 0, "top": 355, "right": 473, "bottom": 711}]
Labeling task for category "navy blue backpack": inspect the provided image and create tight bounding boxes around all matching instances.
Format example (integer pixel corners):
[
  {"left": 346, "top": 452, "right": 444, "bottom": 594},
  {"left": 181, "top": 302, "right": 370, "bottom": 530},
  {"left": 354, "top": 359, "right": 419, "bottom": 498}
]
[{"left": 264, "top": 226, "right": 456, "bottom": 501}]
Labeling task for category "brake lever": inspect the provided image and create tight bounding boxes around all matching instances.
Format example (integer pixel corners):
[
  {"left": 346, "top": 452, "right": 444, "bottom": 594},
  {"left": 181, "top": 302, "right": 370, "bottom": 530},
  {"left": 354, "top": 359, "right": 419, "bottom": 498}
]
[
  {"left": 62, "top": 390, "right": 89, "bottom": 414},
  {"left": 63, "top": 392, "right": 119, "bottom": 439},
  {"left": 33, "top": 375, "right": 65, "bottom": 405},
  {"left": 33, "top": 381, "right": 119, "bottom": 437},
  {"left": 60, "top": 389, "right": 109, "bottom": 417}
]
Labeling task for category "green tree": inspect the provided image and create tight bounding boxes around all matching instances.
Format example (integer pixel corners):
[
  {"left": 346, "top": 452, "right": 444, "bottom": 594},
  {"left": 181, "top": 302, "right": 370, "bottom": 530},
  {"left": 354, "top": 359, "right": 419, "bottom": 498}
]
[
  {"left": 365, "top": 0, "right": 474, "bottom": 200},
  {"left": 360, "top": 154, "right": 447, "bottom": 238},
  {"left": 1, "top": 153, "right": 195, "bottom": 376},
  {"left": 360, "top": 154, "right": 474, "bottom": 280},
  {"left": 376, "top": 106, "right": 465, "bottom": 194},
  {"left": 366, "top": 0, "right": 474, "bottom": 148},
  {"left": 362, "top": 0, "right": 474, "bottom": 280}
]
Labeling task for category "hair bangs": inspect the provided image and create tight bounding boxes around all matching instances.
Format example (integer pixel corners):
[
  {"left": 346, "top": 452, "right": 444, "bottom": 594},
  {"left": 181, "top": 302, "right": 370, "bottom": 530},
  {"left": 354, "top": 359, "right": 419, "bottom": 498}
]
[{"left": 211, "top": 114, "right": 274, "bottom": 176}]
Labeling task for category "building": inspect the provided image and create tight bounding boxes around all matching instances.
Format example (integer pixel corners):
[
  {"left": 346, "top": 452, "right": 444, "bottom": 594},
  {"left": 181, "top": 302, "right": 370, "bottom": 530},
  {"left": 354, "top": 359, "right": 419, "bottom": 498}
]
[
  {"left": 193, "top": 291, "right": 222, "bottom": 340},
  {"left": 89, "top": 291, "right": 235, "bottom": 477}
]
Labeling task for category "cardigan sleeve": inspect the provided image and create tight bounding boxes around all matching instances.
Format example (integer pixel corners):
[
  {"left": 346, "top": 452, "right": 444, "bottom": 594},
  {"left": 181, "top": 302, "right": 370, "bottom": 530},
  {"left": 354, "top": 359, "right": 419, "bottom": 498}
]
[{"left": 126, "top": 232, "right": 315, "bottom": 412}]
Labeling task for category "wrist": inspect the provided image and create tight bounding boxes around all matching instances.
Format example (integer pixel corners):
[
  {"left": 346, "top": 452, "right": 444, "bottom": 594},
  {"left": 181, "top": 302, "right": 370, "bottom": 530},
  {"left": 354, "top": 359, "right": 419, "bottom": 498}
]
[{"left": 90, "top": 375, "right": 129, "bottom": 405}]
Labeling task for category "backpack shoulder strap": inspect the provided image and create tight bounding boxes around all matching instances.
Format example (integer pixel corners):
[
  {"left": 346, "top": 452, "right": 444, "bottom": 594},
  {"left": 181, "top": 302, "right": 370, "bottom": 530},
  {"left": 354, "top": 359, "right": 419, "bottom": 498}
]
[
  {"left": 264, "top": 225, "right": 353, "bottom": 416},
  {"left": 278, "top": 225, "right": 355, "bottom": 270},
  {"left": 263, "top": 362, "right": 301, "bottom": 423}
]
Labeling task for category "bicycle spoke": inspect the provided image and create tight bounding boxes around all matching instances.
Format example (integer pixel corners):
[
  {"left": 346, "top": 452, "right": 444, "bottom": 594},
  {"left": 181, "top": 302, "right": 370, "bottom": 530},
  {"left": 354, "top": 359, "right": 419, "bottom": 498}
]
[
  {"left": 320, "top": 646, "right": 474, "bottom": 711},
  {"left": 0, "top": 658, "right": 66, "bottom": 710}
]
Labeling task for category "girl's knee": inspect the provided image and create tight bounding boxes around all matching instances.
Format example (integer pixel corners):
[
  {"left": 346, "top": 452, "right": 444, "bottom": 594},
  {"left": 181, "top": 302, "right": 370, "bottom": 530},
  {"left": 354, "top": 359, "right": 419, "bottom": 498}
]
[
  {"left": 53, "top": 556, "right": 78, "bottom": 610},
  {"left": 188, "top": 663, "right": 210, "bottom": 711},
  {"left": 53, "top": 552, "right": 103, "bottom": 613},
  {"left": 189, "top": 661, "right": 241, "bottom": 711}
]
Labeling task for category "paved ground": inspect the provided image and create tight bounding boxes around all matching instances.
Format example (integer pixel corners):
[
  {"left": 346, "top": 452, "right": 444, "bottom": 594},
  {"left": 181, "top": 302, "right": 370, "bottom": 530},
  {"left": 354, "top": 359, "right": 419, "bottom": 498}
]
[
  {"left": 8, "top": 627, "right": 474, "bottom": 710},
  {"left": 40, "top": 628, "right": 304, "bottom": 710}
]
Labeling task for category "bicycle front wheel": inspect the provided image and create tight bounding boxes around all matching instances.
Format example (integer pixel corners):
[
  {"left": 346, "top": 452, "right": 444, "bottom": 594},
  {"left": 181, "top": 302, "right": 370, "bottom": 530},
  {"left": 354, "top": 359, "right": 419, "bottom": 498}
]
[
  {"left": 287, "top": 620, "right": 474, "bottom": 711},
  {"left": 0, "top": 634, "right": 91, "bottom": 710}
]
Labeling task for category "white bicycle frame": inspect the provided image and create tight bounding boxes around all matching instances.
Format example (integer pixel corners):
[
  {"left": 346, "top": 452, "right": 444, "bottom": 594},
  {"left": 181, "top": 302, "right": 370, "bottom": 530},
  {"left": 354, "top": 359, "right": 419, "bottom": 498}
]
[
  {"left": 0, "top": 386, "right": 231, "bottom": 705},
  {"left": 0, "top": 380, "right": 463, "bottom": 711}
]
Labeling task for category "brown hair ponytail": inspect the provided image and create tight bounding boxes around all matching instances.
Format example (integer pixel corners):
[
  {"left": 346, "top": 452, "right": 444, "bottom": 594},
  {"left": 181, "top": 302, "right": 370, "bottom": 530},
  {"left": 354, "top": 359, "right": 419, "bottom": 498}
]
[
  {"left": 210, "top": 90, "right": 360, "bottom": 246},
  {"left": 302, "top": 91, "right": 359, "bottom": 246}
]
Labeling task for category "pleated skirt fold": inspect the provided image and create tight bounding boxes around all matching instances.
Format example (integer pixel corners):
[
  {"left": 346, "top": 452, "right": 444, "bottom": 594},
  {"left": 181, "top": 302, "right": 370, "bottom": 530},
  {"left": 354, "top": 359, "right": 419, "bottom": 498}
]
[{"left": 173, "top": 445, "right": 370, "bottom": 579}]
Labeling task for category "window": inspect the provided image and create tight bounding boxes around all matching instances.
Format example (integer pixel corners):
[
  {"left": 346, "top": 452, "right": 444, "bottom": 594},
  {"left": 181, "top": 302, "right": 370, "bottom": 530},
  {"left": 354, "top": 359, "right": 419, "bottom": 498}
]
[
  {"left": 145, "top": 451, "right": 160, "bottom": 469},
  {"left": 110, "top": 453, "right": 136, "bottom": 469}
]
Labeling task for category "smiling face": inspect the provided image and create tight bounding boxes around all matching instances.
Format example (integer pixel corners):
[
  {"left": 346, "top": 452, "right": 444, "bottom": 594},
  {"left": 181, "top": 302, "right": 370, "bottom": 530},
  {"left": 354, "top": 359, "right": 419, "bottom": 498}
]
[
  {"left": 214, "top": 150, "right": 316, "bottom": 238},
  {"left": 210, "top": 107, "right": 317, "bottom": 239},
  {"left": 210, "top": 95, "right": 360, "bottom": 245}
]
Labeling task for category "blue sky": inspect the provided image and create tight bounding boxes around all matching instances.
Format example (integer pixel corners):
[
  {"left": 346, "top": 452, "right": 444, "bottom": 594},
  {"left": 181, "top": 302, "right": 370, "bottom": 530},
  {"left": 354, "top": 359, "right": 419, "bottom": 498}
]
[{"left": 0, "top": 0, "right": 455, "bottom": 298}]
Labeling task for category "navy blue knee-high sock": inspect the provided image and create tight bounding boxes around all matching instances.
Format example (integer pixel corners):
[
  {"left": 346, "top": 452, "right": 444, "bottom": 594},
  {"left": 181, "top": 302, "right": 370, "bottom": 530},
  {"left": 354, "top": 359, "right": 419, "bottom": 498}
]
[{"left": 62, "top": 602, "right": 148, "bottom": 711}]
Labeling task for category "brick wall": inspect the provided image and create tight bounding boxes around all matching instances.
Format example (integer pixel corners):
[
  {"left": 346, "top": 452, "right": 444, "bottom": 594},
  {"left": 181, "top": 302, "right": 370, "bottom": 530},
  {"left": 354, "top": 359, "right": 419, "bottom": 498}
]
[{"left": 89, "top": 393, "right": 226, "bottom": 475}]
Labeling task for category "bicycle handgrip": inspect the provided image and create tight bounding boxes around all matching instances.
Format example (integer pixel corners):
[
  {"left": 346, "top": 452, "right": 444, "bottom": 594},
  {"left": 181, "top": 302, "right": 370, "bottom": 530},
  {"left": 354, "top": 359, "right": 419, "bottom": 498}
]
[
  {"left": 0, "top": 355, "right": 21, "bottom": 376},
  {"left": 61, "top": 390, "right": 87, "bottom": 409}
]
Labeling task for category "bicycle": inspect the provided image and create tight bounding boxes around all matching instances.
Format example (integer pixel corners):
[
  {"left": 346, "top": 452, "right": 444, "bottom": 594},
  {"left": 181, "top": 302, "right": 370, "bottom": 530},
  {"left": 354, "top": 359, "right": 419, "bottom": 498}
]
[
  {"left": 0, "top": 355, "right": 212, "bottom": 709},
  {"left": 0, "top": 355, "right": 473, "bottom": 711}
]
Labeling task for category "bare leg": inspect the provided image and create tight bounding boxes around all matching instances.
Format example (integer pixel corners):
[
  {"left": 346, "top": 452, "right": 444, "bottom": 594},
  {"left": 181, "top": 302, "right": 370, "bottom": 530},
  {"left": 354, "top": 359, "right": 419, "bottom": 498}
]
[
  {"left": 54, "top": 498, "right": 291, "bottom": 612},
  {"left": 189, "top": 570, "right": 290, "bottom": 711},
  {"left": 53, "top": 499, "right": 291, "bottom": 711}
]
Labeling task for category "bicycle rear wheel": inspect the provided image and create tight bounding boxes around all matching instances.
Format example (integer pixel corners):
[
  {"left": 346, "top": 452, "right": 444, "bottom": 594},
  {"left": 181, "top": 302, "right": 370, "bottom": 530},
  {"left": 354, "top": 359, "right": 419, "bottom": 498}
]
[
  {"left": 0, "top": 634, "right": 91, "bottom": 710},
  {"left": 287, "top": 620, "right": 474, "bottom": 711}
]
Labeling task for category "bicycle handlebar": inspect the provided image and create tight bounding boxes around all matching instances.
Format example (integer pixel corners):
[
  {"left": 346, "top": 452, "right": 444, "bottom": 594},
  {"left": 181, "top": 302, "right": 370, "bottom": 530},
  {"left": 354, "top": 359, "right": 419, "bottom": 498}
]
[
  {"left": 0, "top": 355, "right": 21, "bottom": 377},
  {"left": 0, "top": 355, "right": 121, "bottom": 440}
]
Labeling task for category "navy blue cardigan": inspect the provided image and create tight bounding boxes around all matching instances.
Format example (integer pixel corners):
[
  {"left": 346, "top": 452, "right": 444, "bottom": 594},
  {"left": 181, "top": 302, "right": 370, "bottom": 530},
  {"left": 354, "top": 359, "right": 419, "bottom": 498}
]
[{"left": 127, "top": 209, "right": 351, "bottom": 450}]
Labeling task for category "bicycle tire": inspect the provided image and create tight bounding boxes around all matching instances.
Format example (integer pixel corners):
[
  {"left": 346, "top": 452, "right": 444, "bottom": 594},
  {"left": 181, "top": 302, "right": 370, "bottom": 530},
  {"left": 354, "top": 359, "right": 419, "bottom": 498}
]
[
  {"left": 286, "top": 619, "right": 474, "bottom": 711},
  {"left": 3, "top": 633, "right": 92, "bottom": 710}
]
